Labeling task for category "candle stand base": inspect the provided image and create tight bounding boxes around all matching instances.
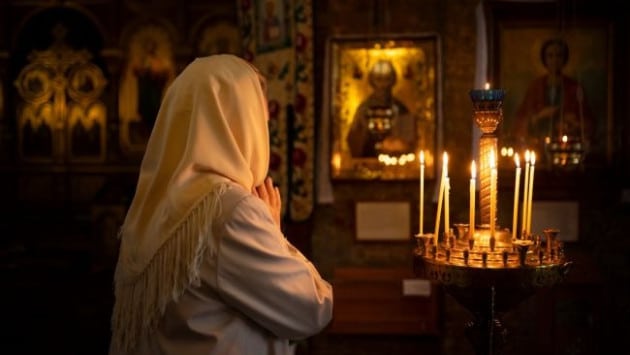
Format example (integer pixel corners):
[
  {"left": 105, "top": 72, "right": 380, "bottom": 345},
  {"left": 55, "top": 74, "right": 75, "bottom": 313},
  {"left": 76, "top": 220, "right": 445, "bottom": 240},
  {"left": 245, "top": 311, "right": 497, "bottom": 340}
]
[
  {"left": 413, "top": 232, "right": 571, "bottom": 355},
  {"left": 465, "top": 315, "right": 507, "bottom": 355}
]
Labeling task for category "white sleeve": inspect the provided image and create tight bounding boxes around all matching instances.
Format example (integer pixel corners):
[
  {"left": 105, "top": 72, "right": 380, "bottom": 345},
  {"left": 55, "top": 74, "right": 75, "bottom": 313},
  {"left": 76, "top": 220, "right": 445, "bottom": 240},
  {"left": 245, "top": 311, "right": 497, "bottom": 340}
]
[{"left": 215, "top": 194, "right": 333, "bottom": 340}]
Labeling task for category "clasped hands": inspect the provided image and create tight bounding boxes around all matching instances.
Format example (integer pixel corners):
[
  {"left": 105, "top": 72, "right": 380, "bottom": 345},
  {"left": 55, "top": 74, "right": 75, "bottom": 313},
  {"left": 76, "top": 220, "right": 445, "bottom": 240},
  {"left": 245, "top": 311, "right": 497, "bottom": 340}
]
[{"left": 252, "top": 176, "right": 282, "bottom": 228}]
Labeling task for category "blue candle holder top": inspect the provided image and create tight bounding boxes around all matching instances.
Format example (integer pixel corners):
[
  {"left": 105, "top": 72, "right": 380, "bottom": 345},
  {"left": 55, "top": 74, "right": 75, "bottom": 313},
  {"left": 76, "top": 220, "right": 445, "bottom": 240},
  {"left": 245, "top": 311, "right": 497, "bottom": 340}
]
[{"left": 469, "top": 88, "right": 505, "bottom": 102}]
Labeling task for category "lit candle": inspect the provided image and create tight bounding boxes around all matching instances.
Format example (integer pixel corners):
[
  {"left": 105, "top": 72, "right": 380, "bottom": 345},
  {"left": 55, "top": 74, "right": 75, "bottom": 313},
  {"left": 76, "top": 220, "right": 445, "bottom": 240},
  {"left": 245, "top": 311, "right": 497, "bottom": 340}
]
[
  {"left": 419, "top": 151, "right": 425, "bottom": 235},
  {"left": 332, "top": 152, "right": 341, "bottom": 174},
  {"left": 484, "top": 82, "right": 490, "bottom": 90},
  {"left": 526, "top": 152, "right": 536, "bottom": 235},
  {"left": 445, "top": 176, "right": 450, "bottom": 237},
  {"left": 489, "top": 150, "right": 497, "bottom": 237},
  {"left": 512, "top": 154, "right": 521, "bottom": 240},
  {"left": 433, "top": 152, "right": 448, "bottom": 245},
  {"left": 521, "top": 150, "right": 530, "bottom": 237},
  {"left": 469, "top": 160, "right": 476, "bottom": 240}
]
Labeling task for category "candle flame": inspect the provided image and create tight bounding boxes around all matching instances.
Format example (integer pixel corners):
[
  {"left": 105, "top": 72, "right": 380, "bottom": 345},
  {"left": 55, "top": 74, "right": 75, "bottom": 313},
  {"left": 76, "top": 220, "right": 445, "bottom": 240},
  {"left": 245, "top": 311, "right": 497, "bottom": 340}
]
[
  {"left": 332, "top": 152, "right": 341, "bottom": 171},
  {"left": 514, "top": 153, "right": 520, "bottom": 168},
  {"left": 471, "top": 160, "right": 476, "bottom": 179},
  {"left": 484, "top": 82, "right": 490, "bottom": 90},
  {"left": 443, "top": 152, "right": 449, "bottom": 176},
  {"left": 524, "top": 150, "right": 530, "bottom": 163},
  {"left": 562, "top": 135, "right": 568, "bottom": 143},
  {"left": 419, "top": 150, "right": 425, "bottom": 164},
  {"left": 530, "top": 152, "right": 536, "bottom": 165}
]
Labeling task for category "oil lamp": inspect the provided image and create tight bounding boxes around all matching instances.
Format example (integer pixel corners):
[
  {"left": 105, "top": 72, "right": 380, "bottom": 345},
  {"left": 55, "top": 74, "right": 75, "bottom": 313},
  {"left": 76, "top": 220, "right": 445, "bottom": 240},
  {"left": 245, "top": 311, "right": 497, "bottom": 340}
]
[{"left": 545, "top": 134, "right": 585, "bottom": 169}]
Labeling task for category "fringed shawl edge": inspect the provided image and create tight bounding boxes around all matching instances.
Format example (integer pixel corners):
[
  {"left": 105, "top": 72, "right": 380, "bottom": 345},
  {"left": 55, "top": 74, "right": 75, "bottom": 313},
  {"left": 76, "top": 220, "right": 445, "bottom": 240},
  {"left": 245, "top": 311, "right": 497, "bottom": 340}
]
[{"left": 109, "top": 183, "right": 229, "bottom": 353}]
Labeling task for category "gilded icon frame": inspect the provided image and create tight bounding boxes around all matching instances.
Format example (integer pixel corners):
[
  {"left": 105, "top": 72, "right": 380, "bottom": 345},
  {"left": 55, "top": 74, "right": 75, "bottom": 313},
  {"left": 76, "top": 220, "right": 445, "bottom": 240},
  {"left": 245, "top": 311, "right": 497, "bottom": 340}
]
[
  {"left": 486, "top": 1, "right": 614, "bottom": 170},
  {"left": 327, "top": 34, "right": 441, "bottom": 181}
]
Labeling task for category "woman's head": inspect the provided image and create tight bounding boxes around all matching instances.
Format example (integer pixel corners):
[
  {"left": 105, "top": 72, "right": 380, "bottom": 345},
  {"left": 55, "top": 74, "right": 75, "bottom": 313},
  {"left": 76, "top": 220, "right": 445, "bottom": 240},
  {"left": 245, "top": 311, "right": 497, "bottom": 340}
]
[
  {"left": 118, "top": 53, "right": 270, "bottom": 279},
  {"left": 540, "top": 38, "right": 569, "bottom": 72},
  {"left": 145, "top": 54, "right": 270, "bottom": 191}
]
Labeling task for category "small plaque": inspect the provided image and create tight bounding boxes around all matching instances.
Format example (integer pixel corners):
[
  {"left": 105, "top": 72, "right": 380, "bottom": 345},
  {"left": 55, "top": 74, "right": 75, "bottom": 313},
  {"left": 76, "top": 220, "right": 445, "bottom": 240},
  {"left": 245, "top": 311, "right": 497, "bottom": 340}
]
[
  {"left": 355, "top": 201, "right": 410, "bottom": 242},
  {"left": 402, "top": 279, "right": 432, "bottom": 296}
]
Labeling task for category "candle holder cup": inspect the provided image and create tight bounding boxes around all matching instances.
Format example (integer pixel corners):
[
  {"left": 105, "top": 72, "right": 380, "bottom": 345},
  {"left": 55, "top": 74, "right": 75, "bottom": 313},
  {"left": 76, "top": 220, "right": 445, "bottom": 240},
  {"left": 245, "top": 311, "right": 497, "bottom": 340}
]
[
  {"left": 414, "top": 233, "right": 434, "bottom": 257},
  {"left": 469, "top": 89, "right": 505, "bottom": 135},
  {"left": 453, "top": 223, "right": 469, "bottom": 241}
]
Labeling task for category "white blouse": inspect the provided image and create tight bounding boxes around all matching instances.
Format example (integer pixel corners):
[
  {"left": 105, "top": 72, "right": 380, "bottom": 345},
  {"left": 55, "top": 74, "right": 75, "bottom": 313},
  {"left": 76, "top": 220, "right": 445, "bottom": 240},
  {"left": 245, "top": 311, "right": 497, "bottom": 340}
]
[{"left": 118, "top": 184, "right": 333, "bottom": 355}]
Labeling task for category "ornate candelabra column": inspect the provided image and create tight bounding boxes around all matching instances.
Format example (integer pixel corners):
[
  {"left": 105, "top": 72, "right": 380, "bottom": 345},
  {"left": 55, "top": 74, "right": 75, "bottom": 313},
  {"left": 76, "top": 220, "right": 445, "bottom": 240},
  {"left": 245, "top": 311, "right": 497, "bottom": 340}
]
[{"left": 469, "top": 88, "right": 504, "bottom": 226}]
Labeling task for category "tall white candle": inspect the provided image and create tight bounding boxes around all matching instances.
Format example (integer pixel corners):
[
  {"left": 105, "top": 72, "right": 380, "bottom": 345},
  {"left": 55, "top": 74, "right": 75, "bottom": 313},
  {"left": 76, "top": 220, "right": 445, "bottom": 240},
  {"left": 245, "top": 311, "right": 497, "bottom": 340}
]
[
  {"left": 469, "top": 161, "right": 476, "bottom": 240},
  {"left": 489, "top": 151, "right": 497, "bottom": 237},
  {"left": 521, "top": 150, "right": 531, "bottom": 237},
  {"left": 526, "top": 152, "right": 536, "bottom": 235},
  {"left": 419, "top": 151, "right": 425, "bottom": 235},
  {"left": 445, "top": 177, "right": 450, "bottom": 237},
  {"left": 512, "top": 154, "right": 521, "bottom": 240},
  {"left": 433, "top": 152, "right": 448, "bottom": 245}
]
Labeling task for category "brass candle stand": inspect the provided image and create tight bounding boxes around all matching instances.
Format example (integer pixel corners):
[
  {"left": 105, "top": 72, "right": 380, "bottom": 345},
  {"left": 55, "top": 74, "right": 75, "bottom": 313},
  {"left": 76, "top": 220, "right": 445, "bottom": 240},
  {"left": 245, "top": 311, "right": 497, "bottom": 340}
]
[
  {"left": 413, "top": 89, "right": 572, "bottom": 355},
  {"left": 414, "top": 228, "right": 571, "bottom": 355}
]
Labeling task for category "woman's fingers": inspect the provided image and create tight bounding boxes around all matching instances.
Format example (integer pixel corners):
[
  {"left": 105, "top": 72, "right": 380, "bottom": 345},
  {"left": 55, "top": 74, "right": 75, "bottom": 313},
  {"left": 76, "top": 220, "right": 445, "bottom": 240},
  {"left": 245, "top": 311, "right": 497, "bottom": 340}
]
[
  {"left": 253, "top": 177, "right": 275, "bottom": 205},
  {"left": 258, "top": 179, "right": 269, "bottom": 200},
  {"left": 265, "top": 177, "right": 279, "bottom": 207},
  {"left": 253, "top": 177, "right": 282, "bottom": 227}
]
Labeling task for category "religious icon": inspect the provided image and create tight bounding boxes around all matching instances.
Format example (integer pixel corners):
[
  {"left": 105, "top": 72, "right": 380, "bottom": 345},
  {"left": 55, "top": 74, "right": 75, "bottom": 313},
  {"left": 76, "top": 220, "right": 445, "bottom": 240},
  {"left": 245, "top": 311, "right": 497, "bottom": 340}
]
[
  {"left": 14, "top": 23, "right": 108, "bottom": 163},
  {"left": 119, "top": 24, "right": 176, "bottom": 154},
  {"left": 494, "top": 12, "right": 613, "bottom": 169},
  {"left": 256, "top": 0, "right": 291, "bottom": 52},
  {"left": 328, "top": 34, "right": 440, "bottom": 180},
  {"left": 346, "top": 59, "right": 416, "bottom": 158}
]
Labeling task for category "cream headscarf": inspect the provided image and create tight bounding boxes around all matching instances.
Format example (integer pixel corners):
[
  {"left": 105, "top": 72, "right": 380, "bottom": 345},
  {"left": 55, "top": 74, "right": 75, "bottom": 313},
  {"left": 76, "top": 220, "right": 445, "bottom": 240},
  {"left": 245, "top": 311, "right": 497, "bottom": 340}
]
[{"left": 110, "top": 54, "right": 270, "bottom": 352}]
